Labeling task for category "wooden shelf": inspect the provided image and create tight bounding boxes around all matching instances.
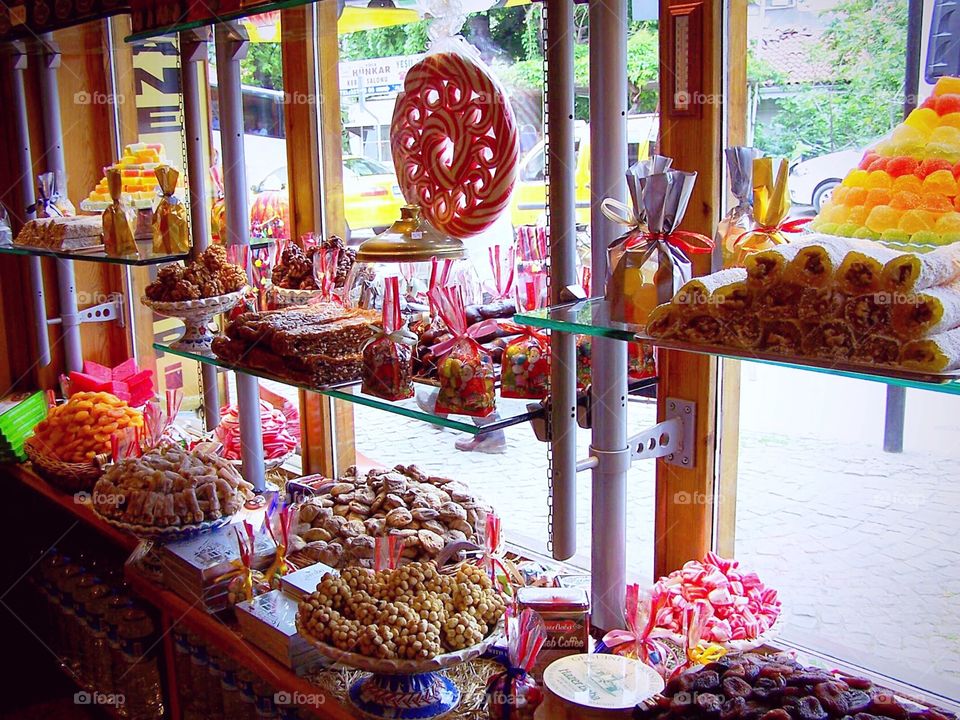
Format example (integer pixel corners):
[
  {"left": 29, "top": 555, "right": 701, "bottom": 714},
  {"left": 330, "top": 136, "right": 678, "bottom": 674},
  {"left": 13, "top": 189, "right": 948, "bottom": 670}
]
[
  {"left": 12, "top": 464, "right": 139, "bottom": 553},
  {"left": 125, "top": 567, "right": 357, "bottom": 720}
]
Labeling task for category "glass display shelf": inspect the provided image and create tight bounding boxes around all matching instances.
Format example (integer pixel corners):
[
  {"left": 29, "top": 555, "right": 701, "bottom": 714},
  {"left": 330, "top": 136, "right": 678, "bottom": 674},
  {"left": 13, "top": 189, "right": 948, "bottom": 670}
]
[
  {"left": 515, "top": 296, "right": 641, "bottom": 342},
  {"left": 153, "top": 341, "right": 548, "bottom": 435},
  {"left": 125, "top": 0, "right": 317, "bottom": 42},
  {"left": 0, "top": 238, "right": 274, "bottom": 267},
  {"left": 515, "top": 297, "right": 960, "bottom": 396}
]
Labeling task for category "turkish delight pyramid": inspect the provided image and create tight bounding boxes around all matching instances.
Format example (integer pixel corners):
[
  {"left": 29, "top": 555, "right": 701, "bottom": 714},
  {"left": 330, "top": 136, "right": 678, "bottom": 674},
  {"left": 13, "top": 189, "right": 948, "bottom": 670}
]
[
  {"left": 810, "top": 76, "right": 960, "bottom": 249},
  {"left": 80, "top": 142, "right": 166, "bottom": 212}
]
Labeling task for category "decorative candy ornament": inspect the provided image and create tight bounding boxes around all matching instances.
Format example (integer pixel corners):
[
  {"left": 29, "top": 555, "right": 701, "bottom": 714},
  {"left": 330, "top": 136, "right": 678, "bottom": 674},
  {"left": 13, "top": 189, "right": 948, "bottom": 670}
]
[{"left": 391, "top": 51, "right": 520, "bottom": 239}]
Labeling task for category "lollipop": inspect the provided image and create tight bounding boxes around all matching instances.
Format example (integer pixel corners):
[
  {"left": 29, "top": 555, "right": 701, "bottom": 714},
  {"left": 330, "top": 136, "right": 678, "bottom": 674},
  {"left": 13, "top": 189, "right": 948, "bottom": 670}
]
[{"left": 391, "top": 51, "right": 520, "bottom": 238}]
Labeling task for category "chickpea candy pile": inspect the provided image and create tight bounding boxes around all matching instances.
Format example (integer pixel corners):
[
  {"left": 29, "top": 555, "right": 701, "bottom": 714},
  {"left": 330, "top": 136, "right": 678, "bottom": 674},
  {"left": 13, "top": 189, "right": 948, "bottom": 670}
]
[{"left": 297, "top": 562, "right": 504, "bottom": 661}]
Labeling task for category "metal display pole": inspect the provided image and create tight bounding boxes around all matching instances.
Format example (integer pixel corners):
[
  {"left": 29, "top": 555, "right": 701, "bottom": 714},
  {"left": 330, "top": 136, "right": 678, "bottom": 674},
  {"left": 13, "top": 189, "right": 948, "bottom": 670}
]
[
  {"left": 9, "top": 43, "right": 51, "bottom": 368},
  {"left": 588, "top": 0, "right": 629, "bottom": 632},
  {"left": 545, "top": 0, "right": 578, "bottom": 561},
  {"left": 215, "top": 22, "right": 265, "bottom": 491},
  {"left": 180, "top": 29, "right": 220, "bottom": 431},
  {"left": 37, "top": 33, "right": 83, "bottom": 374}
]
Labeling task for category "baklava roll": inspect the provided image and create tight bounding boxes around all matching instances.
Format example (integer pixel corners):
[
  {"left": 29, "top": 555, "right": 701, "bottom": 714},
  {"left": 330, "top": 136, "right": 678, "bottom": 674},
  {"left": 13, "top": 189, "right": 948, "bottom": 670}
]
[
  {"left": 890, "top": 284, "right": 960, "bottom": 340},
  {"left": 900, "top": 327, "right": 960, "bottom": 372},
  {"left": 801, "top": 320, "right": 856, "bottom": 359},
  {"left": 881, "top": 245, "right": 960, "bottom": 293},
  {"left": 760, "top": 319, "right": 804, "bottom": 354},
  {"left": 744, "top": 244, "right": 804, "bottom": 289},
  {"left": 836, "top": 245, "right": 901, "bottom": 296}
]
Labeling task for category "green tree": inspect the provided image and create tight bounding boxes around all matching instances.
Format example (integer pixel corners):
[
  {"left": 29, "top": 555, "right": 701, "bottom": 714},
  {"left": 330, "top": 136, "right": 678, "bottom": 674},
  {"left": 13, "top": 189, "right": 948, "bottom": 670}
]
[
  {"left": 753, "top": 0, "right": 908, "bottom": 158},
  {"left": 240, "top": 43, "right": 284, "bottom": 90},
  {"left": 339, "top": 21, "right": 430, "bottom": 60}
]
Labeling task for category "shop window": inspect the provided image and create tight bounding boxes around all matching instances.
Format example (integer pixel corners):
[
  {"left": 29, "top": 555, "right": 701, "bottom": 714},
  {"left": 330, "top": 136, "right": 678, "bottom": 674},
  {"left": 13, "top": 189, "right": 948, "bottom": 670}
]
[{"left": 727, "top": 0, "right": 958, "bottom": 703}]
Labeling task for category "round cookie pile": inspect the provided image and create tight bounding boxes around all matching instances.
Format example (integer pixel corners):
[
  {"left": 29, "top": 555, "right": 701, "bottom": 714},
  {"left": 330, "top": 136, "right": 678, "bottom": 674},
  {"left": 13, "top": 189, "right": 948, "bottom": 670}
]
[
  {"left": 297, "top": 562, "right": 504, "bottom": 661},
  {"left": 290, "top": 464, "right": 491, "bottom": 569}
]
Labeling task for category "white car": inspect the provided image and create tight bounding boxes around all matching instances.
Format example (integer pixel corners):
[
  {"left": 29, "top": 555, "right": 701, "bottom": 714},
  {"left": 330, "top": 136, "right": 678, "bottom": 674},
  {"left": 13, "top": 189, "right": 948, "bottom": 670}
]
[{"left": 789, "top": 147, "right": 865, "bottom": 212}]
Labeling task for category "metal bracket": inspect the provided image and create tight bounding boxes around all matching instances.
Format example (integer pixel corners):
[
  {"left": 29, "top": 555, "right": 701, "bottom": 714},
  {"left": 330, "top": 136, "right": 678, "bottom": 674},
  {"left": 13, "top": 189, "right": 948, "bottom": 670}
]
[
  {"left": 47, "top": 293, "right": 125, "bottom": 329},
  {"left": 179, "top": 27, "right": 212, "bottom": 62},
  {"left": 216, "top": 21, "right": 249, "bottom": 60},
  {"left": 628, "top": 397, "right": 696, "bottom": 467},
  {"left": 38, "top": 36, "right": 61, "bottom": 69},
  {"left": 529, "top": 400, "right": 550, "bottom": 442}
]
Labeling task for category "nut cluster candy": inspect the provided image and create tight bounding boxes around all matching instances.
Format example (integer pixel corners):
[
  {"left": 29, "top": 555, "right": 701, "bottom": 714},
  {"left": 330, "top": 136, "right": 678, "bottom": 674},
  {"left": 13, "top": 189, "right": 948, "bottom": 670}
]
[
  {"left": 145, "top": 245, "right": 246, "bottom": 302},
  {"left": 290, "top": 464, "right": 491, "bottom": 569},
  {"left": 271, "top": 236, "right": 355, "bottom": 289},
  {"left": 297, "top": 562, "right": 504, "bottom": 660},
  {"left": 634, "top": 653, "right": 948, "bottom": 720},
  {"left": 93, "top": 446, "right": 255, "bottom": 527},
  {"left": 31, "top": 392, "right": 143, "bottom": 463}
]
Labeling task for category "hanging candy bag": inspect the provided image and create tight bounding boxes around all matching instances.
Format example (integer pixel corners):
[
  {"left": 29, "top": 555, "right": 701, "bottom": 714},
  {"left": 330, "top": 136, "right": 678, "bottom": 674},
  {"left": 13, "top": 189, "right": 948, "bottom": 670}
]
[
  {"left": 714, "top": 146, "right": 760, "bottom": 270},
  {"left": 102, "top": 167, "right": 137, "bottom": 257},
  {"left": 499, "top": 323, "right": 549, "bottom": 400},
  {"left": 429, "top": 285, "right": 496, "bottom": 417},
  {"left": 362, "top": 276, "right": 417, "bottom": 401},
  {"left": 152, "top": 165, "right": 190, "bottom": 254},
  {"left": 485, "top": 607, "right": 547, "bottom": 720}
]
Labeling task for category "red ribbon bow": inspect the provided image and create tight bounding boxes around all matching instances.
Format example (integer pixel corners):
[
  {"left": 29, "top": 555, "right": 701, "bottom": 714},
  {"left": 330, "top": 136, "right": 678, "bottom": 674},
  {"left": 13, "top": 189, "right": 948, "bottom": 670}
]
[{"left": 733, "top": 217, "right": 811, "bottom": 246}]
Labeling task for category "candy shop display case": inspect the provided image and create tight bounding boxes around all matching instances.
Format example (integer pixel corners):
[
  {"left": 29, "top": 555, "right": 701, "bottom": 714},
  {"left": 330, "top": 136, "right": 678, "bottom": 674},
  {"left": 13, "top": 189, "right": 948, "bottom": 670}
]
[{"left": 1, "top": 2, "right": 957, "bottom": 719}]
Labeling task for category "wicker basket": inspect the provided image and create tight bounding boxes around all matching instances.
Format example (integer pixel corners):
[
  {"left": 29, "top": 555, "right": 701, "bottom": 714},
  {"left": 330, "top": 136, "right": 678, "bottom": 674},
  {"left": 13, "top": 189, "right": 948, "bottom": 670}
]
[{"left": 23, "top": 437, "right": 103, "bottom": 493}]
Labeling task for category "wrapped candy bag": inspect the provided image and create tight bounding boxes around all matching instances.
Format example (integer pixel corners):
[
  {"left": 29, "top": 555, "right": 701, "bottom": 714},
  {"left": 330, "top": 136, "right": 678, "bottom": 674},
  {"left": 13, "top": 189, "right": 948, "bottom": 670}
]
[
  {"left": 485, "top": 607, "right": 546, "bottom": 720},
  {"left": 263, "top": 501, "right": 294, "bottom": 589},
  {"left": 102, "top": 167, "right": 137, "bottom": 257},
  {"left": 210, "top": 162, "right": 226, "bottom": 244},
  {"left": 35, "top": 171, "right": 75, "bottom": 218},
  {"left": 486, "top": 244, "right": 516, "bottom": 301},
  {"left": 713, "top": 146, "right": 760, "bottom": 270},
  {"left": 729, "top": 157, "right": 809, "bottom": 266},
  {"left": 605, "top": 167, "right": 713, "bottom": 326},
  {"left": 361, "top": 276, "right": 416, "bottom": 400},
  {"left": 374, "top": 535, "right": 404, "bottom": 572},
  {"left": 152, "top": 165, "right": 190, "bottom": 254},
  {"left": 629, "top": 342, "right": 656, "bottom": 380},
  {"left": 224, "top": 522, "right": 271, "bottom": 606},
  {"left": 673, "top": 599, "right": 727, "bottom": 677},
  {"left": 597, "top": 584, "right": 678, "bottom": 678},
  {"left": 429, "top": 285, "right": 496, "bottom": 417},
  {"left": 606, "top": 155, "right": 673, "bottom": 279},
  {"left": 500, "top": 323, "right": 549, "bottom": 399}
]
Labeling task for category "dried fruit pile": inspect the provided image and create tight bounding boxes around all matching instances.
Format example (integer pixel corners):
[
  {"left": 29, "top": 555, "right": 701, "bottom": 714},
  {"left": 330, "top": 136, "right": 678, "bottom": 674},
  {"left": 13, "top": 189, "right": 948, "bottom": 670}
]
[
  {"left": 297, "top": 562, "right": 504, "bottom": 660},
  {"left": 290, "top": 464, "right": 491, "bottom": 568},
  {"left": 634, "top": 653, "right": 947, "bottom": 720}
]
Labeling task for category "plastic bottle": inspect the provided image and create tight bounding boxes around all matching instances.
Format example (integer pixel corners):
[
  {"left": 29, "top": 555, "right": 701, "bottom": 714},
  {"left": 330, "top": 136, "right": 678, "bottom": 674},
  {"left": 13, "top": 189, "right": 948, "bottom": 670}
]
[{"left": 117, "top": 604, "right": 164, "bottom": 719}]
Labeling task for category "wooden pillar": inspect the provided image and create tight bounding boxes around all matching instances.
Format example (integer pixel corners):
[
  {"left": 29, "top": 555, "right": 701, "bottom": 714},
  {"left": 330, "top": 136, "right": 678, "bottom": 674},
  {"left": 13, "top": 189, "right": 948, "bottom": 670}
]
[
  {"left": 654, "top": 0, "right": 723, "bottom": 579},
  {"left": 282, "top": 2, "right": 357, "bottom": 476}
]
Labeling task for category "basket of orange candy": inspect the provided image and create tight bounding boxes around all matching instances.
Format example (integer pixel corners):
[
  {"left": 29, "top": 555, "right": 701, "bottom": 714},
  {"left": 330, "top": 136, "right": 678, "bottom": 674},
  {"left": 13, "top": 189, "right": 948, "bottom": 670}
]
[{"left": 25, "top": 391, "right": 144, "bottom": 493}]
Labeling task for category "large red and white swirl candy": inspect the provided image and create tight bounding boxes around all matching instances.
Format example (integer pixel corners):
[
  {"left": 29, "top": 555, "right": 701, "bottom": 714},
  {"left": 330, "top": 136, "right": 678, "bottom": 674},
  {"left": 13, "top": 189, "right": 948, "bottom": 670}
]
[{"left": 391, "top": 51, "right": 520, "bottom": 239}]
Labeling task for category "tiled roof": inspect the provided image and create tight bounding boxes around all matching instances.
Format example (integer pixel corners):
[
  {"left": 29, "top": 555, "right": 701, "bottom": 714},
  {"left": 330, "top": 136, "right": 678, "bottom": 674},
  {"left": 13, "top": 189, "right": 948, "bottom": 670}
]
[{"left": 754, "top": 27, "right": 835, "bottom": 85}]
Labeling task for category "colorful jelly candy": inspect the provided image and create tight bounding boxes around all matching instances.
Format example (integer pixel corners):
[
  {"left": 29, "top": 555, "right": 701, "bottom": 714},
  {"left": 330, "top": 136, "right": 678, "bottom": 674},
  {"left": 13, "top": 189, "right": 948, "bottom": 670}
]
[
  {"left": 935, "top": 77, "right": 960, "bottom": 95},
  {"left": 864, "top": 188, "right": 891, "bottom": 209},
  {"left": 890, "top": 191, "right": 921, "bottom": 209},
  {"left": 898, "top": 209, "right": 936, "bottom": 233},
  {"left": 865, "top": 171, "right": 893, "bottom": 189},
  {"left": 921, "top": 192, "right": 953, "bottom": 212},
  {"left": 935, "top": 212, "right": 960, "bottom": 233},
  {"left": 846, "top": 206, "right": 868, "bottom": 226},
  {"left": 940, "top": 112, "right": 960, "bottom": 129},
  {"left": 904, "top": 107, "right": 940, "bottom": 132},
  {"left": 842, "top": 169, "right": 869, "bottom": 188},
  {"left": 922, "top": 169, "right": 958, "bottom": 195},
  {"left": 865, "top": 205, "right": 903, "bottom": 233},
  {"left": 918, "top": 158, "right": 954, "bottom": 178},
  {"left": 885, "top": 156, "right": 919, "bottom": 177},
  {"left": 935, "top": 94, "right": 960, "bottom": 115},
  {"left": 911, "top": 230, "right": 942, "bottom": 245},
  {"left": 893, "top": 174, "right": 923, "bottom": 194},
  {"left": 880, "top": 228, "right": 910, "bottom": 243}
]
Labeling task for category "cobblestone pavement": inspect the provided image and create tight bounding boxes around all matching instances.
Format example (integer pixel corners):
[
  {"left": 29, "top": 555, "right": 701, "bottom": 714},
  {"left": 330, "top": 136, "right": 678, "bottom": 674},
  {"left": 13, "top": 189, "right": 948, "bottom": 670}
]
[{"left": 354, "top": 366, "right": 960, "bottom": 702}]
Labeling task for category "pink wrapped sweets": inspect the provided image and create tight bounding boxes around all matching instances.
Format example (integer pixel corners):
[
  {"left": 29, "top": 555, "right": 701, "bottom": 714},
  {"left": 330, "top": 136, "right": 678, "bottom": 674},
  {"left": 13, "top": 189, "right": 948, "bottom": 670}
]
[{"left": 651, "top": 552, "right": 781, "bottom": 645}]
